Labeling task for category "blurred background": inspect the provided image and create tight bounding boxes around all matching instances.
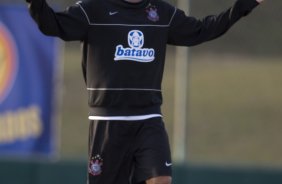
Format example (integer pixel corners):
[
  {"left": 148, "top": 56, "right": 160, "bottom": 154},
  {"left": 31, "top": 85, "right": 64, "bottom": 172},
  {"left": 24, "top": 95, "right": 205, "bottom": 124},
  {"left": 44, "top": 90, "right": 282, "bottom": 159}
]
[{"left": 1, "top": 0, "right": 282, "bottom": 183}]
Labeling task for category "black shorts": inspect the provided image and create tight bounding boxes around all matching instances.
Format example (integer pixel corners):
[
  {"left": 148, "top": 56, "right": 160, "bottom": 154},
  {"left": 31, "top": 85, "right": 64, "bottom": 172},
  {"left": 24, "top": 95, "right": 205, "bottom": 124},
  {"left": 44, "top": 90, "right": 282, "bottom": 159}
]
[{"left": 87, "top": 117, "right": 172, "bottom": 184}]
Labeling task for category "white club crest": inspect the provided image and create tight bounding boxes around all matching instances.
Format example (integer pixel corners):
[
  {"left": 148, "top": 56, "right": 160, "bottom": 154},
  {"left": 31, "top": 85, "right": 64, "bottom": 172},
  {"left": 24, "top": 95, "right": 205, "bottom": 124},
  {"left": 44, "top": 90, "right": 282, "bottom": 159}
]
[{"left": 128, "top": 30, "right": 144, "bottom": 48}]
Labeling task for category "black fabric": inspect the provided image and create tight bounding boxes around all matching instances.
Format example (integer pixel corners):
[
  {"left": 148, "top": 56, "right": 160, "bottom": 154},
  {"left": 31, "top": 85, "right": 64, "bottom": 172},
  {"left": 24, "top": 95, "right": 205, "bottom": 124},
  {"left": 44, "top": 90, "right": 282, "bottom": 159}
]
[
  {"left": 27, "top": 0, "right": 259, "bottom": 117},
  {"left": 88, "top": 118, "right": 172, "bottom": 184},
  {"left": 109, "top": 0, "right": 150, "bottom": 9}
]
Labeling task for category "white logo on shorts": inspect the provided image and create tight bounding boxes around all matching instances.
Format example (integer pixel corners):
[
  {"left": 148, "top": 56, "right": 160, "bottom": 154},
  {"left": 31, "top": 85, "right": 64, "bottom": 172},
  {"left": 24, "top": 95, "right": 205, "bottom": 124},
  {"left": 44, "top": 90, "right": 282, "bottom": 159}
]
[
  {"left": 89, "top": 154, "right": 103, "bottom": 176},
  {"left": 165, "top": 162, "right": 172, "bottom": 167}
]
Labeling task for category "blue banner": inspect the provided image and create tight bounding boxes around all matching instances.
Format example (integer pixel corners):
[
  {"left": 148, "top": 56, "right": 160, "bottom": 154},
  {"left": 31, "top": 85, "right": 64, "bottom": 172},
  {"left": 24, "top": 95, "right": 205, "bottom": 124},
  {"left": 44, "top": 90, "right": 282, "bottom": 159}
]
[{"left": 0, "top": 5, "right": 60, "bottom": 158}]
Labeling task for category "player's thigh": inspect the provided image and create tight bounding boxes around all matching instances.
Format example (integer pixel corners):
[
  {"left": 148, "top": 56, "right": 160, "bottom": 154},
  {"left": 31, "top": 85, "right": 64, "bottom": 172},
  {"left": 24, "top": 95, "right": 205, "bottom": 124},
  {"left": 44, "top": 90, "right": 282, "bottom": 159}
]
[
  {"left": 88, "top": 120, "right": 137, "bottom": 184},
  {"left": 146, "top": 176, "right": 172, "bottom": 184},
  {"left": 134, "top": 118, "right": 172, "bottom": 183}
]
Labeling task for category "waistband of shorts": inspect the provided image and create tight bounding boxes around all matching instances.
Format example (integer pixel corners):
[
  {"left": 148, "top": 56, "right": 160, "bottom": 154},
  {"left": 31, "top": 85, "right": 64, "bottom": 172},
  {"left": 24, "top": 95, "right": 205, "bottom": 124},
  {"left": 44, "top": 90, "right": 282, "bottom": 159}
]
[{"left": 88, "top": 114, "right": 163, "bottom": 121}]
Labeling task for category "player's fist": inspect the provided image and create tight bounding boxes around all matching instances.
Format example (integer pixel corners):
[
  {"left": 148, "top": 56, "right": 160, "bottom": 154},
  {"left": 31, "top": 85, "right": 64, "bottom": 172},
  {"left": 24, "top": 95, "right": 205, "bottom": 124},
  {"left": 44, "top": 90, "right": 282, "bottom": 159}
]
[{"left": 256, "top": 0, "right": 264, "bottom": 3}]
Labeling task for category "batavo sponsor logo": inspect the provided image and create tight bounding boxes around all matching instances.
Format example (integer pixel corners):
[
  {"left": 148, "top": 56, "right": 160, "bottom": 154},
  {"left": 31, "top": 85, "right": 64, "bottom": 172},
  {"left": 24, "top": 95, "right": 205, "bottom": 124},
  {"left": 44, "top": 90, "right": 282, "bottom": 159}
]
[
  {"left": 0, "top": 22, "right": 18, "bottom": 103},
  {"left": 0, "top": 106, "right": 43, "bottom": 144},
  {"left": 114, "top": 30, "right": 155, "bottom": 62}
]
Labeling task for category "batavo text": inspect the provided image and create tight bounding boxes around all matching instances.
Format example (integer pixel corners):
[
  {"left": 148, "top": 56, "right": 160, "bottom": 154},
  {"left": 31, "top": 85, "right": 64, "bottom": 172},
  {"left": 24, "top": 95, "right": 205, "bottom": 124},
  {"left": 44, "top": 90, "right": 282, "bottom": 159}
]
[{"left": 0, "top": 106, "right": 42, "bottom": 143}]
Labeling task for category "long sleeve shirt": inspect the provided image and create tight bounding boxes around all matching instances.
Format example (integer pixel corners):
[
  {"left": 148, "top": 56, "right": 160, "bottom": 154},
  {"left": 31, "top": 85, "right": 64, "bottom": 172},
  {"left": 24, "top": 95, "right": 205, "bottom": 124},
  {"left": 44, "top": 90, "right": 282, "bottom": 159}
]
[{"left": 26, "top": 0, "right": 259, "bottom": 118}]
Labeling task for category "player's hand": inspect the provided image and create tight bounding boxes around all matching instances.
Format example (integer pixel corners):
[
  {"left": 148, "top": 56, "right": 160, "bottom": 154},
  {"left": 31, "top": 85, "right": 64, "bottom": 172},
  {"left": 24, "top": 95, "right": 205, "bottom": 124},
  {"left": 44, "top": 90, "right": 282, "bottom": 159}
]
[{"left": 256, "top": 0, "right": 264, "bottom": 3}]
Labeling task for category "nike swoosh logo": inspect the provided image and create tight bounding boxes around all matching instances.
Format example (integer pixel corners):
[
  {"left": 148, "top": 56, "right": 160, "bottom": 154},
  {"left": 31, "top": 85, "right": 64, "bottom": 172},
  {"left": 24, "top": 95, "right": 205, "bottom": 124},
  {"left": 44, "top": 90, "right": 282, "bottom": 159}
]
[
  {"left": 165, "top": 162, "right": 172, "bottom": 167},
  {"left": 109, "top": 11, "right": 118, "bottom": 16}
]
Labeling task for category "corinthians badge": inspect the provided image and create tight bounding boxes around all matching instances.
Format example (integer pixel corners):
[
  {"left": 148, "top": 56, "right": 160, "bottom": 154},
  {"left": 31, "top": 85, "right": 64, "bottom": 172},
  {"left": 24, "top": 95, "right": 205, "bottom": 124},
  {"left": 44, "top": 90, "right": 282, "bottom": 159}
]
[
  {"left": 146, "top": 4, "right": 159, "bottom": 22},
  {"left": 88, "top": 154, "right": 103, "bottom": 176}
]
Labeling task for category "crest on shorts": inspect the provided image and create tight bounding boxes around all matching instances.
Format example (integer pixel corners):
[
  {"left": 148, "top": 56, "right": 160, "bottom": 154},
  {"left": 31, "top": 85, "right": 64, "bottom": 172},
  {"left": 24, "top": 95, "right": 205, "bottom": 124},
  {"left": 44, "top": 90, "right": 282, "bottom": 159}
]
[
  {"left": 89, "top": 154, "right": 103, "bottom": 176},
  {"left": 146, "top": 4, "right": 159, "bottom": 22}
]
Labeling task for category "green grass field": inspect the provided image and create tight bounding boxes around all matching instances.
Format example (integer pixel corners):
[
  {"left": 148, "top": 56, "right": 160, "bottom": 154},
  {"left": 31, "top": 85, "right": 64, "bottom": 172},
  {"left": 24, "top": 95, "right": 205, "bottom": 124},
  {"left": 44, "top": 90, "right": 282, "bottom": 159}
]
[
  {"left": 60, "top": 44, "right": 282, "bottom": 168},
  {"left": 187, "top": 54, "right": 282, "bottom": 167}
]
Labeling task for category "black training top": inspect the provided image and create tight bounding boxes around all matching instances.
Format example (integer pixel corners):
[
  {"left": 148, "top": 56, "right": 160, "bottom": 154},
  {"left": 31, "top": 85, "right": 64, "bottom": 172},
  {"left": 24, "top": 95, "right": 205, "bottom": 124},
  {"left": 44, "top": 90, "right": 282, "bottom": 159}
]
[{"left": 27, "top": 0, "right": 259, "bottom": 117}]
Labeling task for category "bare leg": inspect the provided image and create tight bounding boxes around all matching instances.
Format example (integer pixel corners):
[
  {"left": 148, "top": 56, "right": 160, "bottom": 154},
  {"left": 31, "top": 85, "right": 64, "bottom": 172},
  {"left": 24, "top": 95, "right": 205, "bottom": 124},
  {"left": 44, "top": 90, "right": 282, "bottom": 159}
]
[{"left": 146, "top": 176, "right": 172, "bottom": 184}]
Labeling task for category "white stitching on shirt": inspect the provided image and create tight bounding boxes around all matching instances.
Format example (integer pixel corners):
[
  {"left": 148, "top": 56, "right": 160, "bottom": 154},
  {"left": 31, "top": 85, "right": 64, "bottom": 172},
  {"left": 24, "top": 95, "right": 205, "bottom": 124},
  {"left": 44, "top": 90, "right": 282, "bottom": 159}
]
[
  {"left": 76, "top": 1, "right": 91, "bottom": 25},
  {"left": 88, "top": 23, "right": 170, "bottom": 27},
  {"left": 168, "top": 7, "right": 177, "bottom": 26}
]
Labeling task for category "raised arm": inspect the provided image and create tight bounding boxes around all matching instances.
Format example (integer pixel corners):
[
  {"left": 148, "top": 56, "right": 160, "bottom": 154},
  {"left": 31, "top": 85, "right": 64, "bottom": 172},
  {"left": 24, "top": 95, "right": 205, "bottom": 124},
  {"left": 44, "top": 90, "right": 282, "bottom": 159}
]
[
  {"left": 26, "top": 0, "right": 89, "bottom": 41},
  {"left": 168, "top": 0, "right": 262, "bottom": 46}
]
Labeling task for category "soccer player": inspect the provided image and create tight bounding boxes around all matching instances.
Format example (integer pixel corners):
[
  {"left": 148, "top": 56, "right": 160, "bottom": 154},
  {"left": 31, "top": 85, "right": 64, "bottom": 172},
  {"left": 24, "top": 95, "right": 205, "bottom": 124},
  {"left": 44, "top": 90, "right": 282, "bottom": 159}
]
[{"left": 25, "top": 0, "right": 264, "bottom": 183}]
